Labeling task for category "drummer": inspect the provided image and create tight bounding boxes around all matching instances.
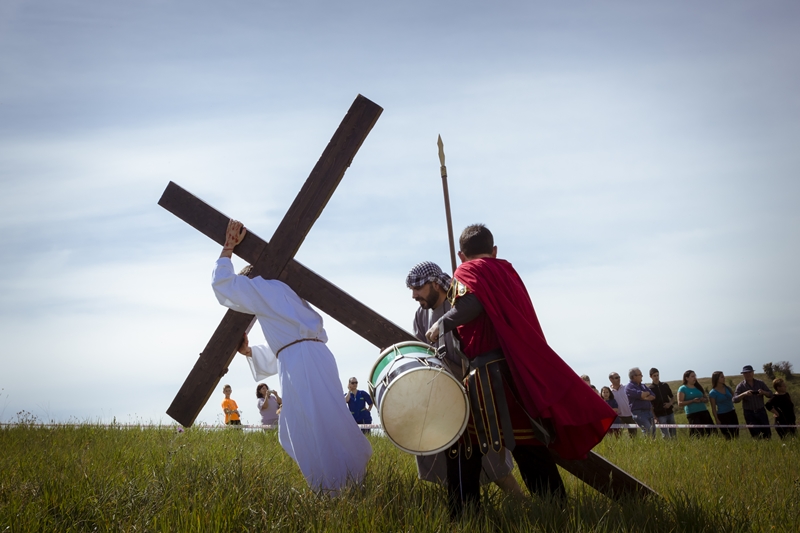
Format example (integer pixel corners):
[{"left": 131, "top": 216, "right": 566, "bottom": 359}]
[{"left": 406, "top": 261, "right": 522, "bottom": 495}]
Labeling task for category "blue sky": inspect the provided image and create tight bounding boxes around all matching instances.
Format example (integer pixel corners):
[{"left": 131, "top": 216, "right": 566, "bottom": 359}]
[{"left": 1, "top": 1, "right": 798, "bottom": 425}]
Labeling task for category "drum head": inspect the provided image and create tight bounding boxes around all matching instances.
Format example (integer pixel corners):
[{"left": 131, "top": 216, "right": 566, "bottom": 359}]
[{"left": 381, "top": 366, "right": 469, "bottom": 455}]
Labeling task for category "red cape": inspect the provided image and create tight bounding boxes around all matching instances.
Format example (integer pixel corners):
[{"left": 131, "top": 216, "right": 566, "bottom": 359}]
[{"left": 454, "top": 257, "right": 615, "bottom": 460}]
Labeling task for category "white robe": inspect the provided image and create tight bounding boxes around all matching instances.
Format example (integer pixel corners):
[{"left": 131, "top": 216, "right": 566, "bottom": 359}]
[{"left": 212, "top": 258, "right": 372, "bottom": 492}]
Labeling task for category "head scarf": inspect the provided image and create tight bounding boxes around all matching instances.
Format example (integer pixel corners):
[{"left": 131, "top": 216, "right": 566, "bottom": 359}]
[{"left": 405, "top": 261, "right": 451, "bottom": 291}]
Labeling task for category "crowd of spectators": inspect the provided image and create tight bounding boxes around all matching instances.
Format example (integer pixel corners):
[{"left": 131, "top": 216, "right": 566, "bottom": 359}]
[{"left": 588, "top": 365, "right": 796, "bottom": 440}]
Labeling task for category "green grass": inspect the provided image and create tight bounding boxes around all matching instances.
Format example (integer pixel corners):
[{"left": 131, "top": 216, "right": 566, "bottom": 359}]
[{"left": 2, "top": 420, "right": 798, "bottom": 532}]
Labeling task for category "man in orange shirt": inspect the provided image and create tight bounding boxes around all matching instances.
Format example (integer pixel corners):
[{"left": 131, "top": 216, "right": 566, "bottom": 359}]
[{"left": 221, "top": 384, "right": 241, "bottom": 425}]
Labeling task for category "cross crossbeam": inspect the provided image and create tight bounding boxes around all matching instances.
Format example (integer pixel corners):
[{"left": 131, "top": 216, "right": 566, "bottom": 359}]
[{"left": 158, "top": 181, "right": 416, "bottom": 350}]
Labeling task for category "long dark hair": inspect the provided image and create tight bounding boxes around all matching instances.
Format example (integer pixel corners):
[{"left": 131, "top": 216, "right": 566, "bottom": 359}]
[
  {"left": 256, "top": 383, "right": 267, "bottom": 399},
  {"left": 682, "top": 370, "right": 705, "bottom": 394},
  {"left": 711, "top": 371, "right": 732, "bottom": 394}
]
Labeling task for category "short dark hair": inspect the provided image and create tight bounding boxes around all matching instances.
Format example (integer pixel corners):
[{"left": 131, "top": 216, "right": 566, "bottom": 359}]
[
  {"left": 649, "top": 368, "right": 659, "bottom": 377},
  {"left": 459, "top": 224, "right": 494, "bottom": 258}
]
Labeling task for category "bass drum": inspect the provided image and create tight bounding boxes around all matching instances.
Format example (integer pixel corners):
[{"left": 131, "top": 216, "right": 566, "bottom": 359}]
[{"left": 368, "top": 341, "right": 469, "bottom": 455}]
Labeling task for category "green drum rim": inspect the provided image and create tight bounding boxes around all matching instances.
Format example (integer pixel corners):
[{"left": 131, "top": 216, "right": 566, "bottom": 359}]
[{"left": 371, "top": 344, "right": 433, "bottom": 384}]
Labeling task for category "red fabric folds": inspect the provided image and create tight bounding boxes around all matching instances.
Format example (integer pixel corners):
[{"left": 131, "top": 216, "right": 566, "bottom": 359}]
[{"left": 454, "top": 257, "right": 615, "bottom": 460}]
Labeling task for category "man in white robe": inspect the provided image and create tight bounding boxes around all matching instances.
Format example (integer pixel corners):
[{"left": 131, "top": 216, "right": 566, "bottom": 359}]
[{"left": 212, "top": 219, "right": 372, "bottom": 493}]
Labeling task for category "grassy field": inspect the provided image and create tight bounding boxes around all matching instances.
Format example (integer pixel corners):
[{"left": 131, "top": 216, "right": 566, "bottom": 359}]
[{"left": 1, "top": 373, "right": 797, "bottom": 532}]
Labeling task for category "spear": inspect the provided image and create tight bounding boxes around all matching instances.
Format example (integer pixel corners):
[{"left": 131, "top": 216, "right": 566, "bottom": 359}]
[{"left": 438, "top": 135, "right": 457, "bottom": 273}]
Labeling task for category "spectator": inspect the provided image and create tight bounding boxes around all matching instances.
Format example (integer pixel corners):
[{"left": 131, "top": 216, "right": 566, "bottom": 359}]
[
  {"left": 344, "top": 377, "right": 373, "bottom": 434},
  {"left": 221, "top": 384, "right": 241, "bottom": 426},
  {"left": 677, "top": 370, "right": 715, "bottom": 437},
  {"left": 765, "top": 378, "right": 796, "bottom": 439},
  {"left": 708, "top": 371, "right": 739, "bottom": 439},
  {"left": 609, "top": 372, "right": 637, "bottom": 437},
  {"left": 256, "top": 383, "right": 282, "bottom": 426},
  {"left": 625, "top": 367, "right": 656, "bottom": 437},
  {"left": 581, "top": 375, "right": 599, "bottom": 394},
  {"left": 734, "top": 365, "right": 773, "bottom": 439},
  {"left": 648, "top": 368, "right": 676, "bottom": 439},
  {"left": 600, "top": 386, "right": 620, "bottom": 436}
]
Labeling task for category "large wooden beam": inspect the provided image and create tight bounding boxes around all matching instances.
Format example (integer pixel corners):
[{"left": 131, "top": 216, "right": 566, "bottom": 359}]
[
  {"left": 254, "top": 94, "right": 383, "bottom": 278},
  {"left": 158, "top": 181, "right": 415, "bottom": 350},
  {"left": 165, "top": 95, "right": 384, "bottom": 427},
  {"left": 553, "top": 450, "right": 658, "bottom": 499}
]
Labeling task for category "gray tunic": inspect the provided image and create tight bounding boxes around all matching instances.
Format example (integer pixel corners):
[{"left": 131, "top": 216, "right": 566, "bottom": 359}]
[{"left": 411, "top": 300, "right": 514, "bottom": 485}]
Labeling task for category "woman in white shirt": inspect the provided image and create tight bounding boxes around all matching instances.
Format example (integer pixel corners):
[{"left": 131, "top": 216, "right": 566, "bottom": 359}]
[{"left": 256, "top": 383, "right": 282, "bottom": 426}]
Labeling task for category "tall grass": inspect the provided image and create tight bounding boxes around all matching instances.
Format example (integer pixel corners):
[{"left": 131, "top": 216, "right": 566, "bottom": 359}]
[{"left": 1, "top": 421, "right": 798, "bottom": 532}]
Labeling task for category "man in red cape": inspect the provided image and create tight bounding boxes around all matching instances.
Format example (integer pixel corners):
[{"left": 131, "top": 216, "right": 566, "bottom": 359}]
[{"left": 427, "top": 224, "right": 615, "bottom": 514}]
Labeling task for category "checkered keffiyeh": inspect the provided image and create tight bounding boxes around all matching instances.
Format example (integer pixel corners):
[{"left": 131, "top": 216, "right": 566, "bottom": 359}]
[{"left": 405, "top": 261, "right": 451, "bottom": 291}]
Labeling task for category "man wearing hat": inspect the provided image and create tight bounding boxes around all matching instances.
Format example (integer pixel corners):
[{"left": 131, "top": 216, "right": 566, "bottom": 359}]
[
  {"left": 406, "top": 261, "right": 522, "bottom": 496},
  {"left": 734, "top": 365, "right": 774, "bottom": 439}
]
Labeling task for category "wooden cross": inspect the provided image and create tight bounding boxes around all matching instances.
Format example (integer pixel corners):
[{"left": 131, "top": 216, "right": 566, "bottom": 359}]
[
  {"left": 158, "top": 94, "right": 657, "bottom": 501},
  {"left": 161, "top": 95, "right": 397, "bottom": 427}
]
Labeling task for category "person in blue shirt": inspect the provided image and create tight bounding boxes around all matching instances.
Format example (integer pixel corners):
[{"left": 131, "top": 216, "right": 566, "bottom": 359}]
[
  {"left": 677, "top": 370, "right": 716, "bottom": 437},
  {"left": 709, "top": 371, "right": 739, "bottom": 439},
  {"left": 625, "top": 367, "right": 656, "bottom": 437},
  {"left": 345, "top": 377, "right": 373, "bottom": 434}
]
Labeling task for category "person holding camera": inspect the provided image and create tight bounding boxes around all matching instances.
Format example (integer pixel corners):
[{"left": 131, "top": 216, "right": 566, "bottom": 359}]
[
  {"left": 256, "top": 382, "right": 282, "bottom": 426},
  {"left": 734, "top": 365, "right": 773, "bottom": 439}
]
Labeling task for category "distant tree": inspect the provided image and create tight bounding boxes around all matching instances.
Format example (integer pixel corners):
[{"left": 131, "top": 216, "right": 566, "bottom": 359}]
[
  {"left": 774, "top": 361, "right": 794, "bottom": 380},
  {"left": 763, "top": 362, "right": 776, "bottom": 380}
]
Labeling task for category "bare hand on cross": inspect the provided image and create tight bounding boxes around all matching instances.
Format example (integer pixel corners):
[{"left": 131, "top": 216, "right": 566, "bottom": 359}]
[
  {"left": 220, "top": 219, "right": 247, "bottom": 258},
  {"left": 237, "top": 333, "right": 252, "bottom": 357}
]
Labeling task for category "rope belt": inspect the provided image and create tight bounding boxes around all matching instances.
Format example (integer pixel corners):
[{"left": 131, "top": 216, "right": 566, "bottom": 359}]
[{"left": 275, "top": 338, "right": 323, "bottom": 358}]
